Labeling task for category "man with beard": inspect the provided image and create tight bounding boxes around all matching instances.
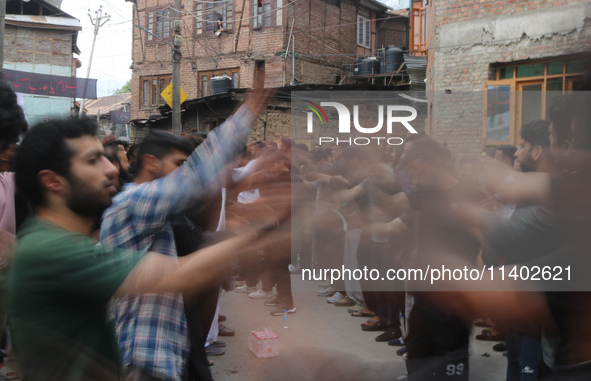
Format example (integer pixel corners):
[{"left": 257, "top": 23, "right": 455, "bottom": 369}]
[
  {"left": 478, "top": 120, "right": 564, "bottom": 380},
  {"left": 9, "top": 118, "right": 277, "bottom": 380},
  {"left": 514, "top": 120, "right": 553, "bottom": 173}
]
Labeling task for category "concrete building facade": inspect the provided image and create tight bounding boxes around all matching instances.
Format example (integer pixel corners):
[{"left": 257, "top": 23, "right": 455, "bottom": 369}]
[
  {"left": 424, "top": 0, "right": 591, "bottom": 155},
  {"left": 3, "top": 0, "right": 82, "bottom": 126}
]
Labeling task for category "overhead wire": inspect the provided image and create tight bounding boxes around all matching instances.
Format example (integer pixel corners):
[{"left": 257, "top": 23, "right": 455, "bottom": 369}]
[{"left": 66, "top": 0, "right": 586, "bottom": 96}]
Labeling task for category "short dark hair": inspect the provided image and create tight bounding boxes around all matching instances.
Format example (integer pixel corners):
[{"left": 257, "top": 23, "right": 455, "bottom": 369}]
[
  {"left": 294, "top": 143, "right": 309, "bottom": 151},
  {"left": 15, "top": 117, "right": 98, "bottom": 207},
  {"left": 520, "top": 119, "right": 550, "bottom": 148},
  {"left": 184, "top": 134, "right": 205, "bottom": 151},
  {"left": 105, "top": 143, "right": 123, "bottom": 167},
  {"left": 136, "top": 131, "right": 193, "bottom": 170},
  {"left": 311, "top": 147, "right": 328, "bottom": 163},
  {"left": 127, "top": 143, "right": 139, "bottom": 159},
  {"left": 496, "top": 144, "right": 517, "bottom": 164},
  {"left": 107, "top": 139, "right": 129, "bottom": 150},
  {"left": 400, "top": 137, "right": 449, "bottom": 167},
  {"left": 0, "top": 76, "right": 28, "bottom": 151}
]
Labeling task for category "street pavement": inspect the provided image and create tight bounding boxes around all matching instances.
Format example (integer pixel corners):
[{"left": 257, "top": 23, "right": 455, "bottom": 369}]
[{"left": 211, "top": 275, "right": 507, "bottom": 381}]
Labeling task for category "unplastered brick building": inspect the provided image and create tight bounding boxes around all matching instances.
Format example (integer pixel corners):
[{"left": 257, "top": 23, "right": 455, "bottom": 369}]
[
  {"left": 421, "top": 0, "right": 591, "bottom": 155},
  {"left": 128, "top": 0, "right": 410, "bottom": 137}
]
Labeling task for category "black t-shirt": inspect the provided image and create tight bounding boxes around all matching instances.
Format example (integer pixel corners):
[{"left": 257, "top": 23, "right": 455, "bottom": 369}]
[
  {"left": 480, "top": 205, "right": 565, "bottom": 265},
  {"left": 546, "top": 164, "right": 591, "bottom": 367}
]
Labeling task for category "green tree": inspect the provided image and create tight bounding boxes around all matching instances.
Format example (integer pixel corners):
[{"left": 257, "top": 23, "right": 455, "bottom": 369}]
[{"left": 115, "top": 80, "right": 131, "bottom": 94}]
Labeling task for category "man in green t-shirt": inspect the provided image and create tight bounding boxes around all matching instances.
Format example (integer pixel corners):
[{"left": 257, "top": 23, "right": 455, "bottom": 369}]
[{"left": 10, "top": 91, "right": 277, "bottom": 380}]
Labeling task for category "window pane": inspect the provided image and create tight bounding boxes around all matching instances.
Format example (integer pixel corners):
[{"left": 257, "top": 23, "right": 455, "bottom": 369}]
[
  {"left": 143, "top": 80, "right": 149, "bottom": 106},
  {"left": 486, "top": 85, "right": 511, "bottom": 141},
  {"left": 232, "top": 72, "right": 239, "bottom": 88},
  {"left": 568, "top": 79, "right": 585, "bottom": 91},
  {"left": 566, "top": 59, "right": 586, "bottom": 74},
  {"left": 546, "top": 77, "right": 563, "bottom": 92},
  {"left": 357, "top": 16, "right": 363, "bottom": 45},
  {"left": 546, "top": 78, "right": 563, "bottom": 116},
  {"left": 152, "top": 79, "right": 157, "bottom": 105},
  {"left": 276, "top": 0, "right": 282, "bottom": 26},
  {"left": 196, "top": 9, "right": 203, "bottom": 34},
  {"left": 499, "top": 67, "right": 514, "bottom": 79},
  {"left": 206, "top": 12, "right": 214, "bottom": 32},
  {"left": 520, "top": 84, "right": 542, "bottom": 128},
  {"left": 263, "top": 4, "right": 271, "bottom": 26},
  {"left": 148, "top": 14, "right": 153, "bottom": 40},
  {"left": 159, "top": 79, "right": 165, "bottom": 104},
  {"left": 226, "top": 5, "right": 233, "bottom": 30},
  {"left": 365, "top": 20, "right": 370, "bottom": 47},
  {"left": 202, "top": 75, "right": 208, "bottom": 97},
  {"left": 548, "top": 61, "right": 563, "bottom": 75},
  {"left": 516, "top": 64, "right": 544, "bottom": 78}
]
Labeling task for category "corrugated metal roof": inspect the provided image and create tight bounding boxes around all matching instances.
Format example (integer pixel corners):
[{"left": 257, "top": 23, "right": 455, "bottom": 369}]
[
  {"left": 404, "top": 54, "right": 427, "bottom": 91},
  {"left": 5, "top": 15, "right": 82, "bottom": 31},
  {"left": 84, "top": 93, "right": 131, "bottom": 116}
]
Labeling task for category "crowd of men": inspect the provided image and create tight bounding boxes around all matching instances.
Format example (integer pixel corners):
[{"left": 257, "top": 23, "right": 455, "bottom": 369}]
[{"left": 0, "top": 69, "right": 591, "bottom": 381}]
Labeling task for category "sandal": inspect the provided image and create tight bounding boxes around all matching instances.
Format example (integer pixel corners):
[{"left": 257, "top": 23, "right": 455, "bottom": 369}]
[
  {"left": 361, "top": 321, "right": 388, "bottom": 332},
  {"left": 351, "top": 311, "right": 376, "bottom": 318},
  {"left": 475, "top": 329, "right": 505, "bottom": 341},
  {"left": 361, "top": 317, "right": 380, "bottom": 326}
]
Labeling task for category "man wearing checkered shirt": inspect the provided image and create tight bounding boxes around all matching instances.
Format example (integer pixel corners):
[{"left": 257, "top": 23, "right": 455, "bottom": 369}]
[{"left": 100, "top": 91, "right": 271, "bottom": 380}]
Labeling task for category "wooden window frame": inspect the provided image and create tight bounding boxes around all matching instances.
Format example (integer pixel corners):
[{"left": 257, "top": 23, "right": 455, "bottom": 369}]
[
  {"left": 409, "top": 3, "right": 428, "bottom": 57},
  {"left": 203, "top": 117, "right": 225, "bottom": 131},
  {"left": 483, "top": 57, "right": 587, "bottom": 145},
  {"left": 140, "top": 74, "right": 172, "bottom": 108},
  {"left": 357, "top": 15, "right": 371, "bottom": 49},
  {"left": 196, "top": 0, "right": 234, "bottom": 36},
  {"left": 252, "top": 0, "right": 279, "bottom": 29},
  {"left": 199, "top": 69, "right": 240, "bottom": 97},
  {"left": 146, "top": 7, "right": 172, "bottom": 45}
]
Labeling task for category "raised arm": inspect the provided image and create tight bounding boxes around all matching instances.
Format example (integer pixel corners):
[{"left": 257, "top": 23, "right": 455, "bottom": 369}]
[{"left": 102, "top": 88, "right": 275, "bottom": 239}]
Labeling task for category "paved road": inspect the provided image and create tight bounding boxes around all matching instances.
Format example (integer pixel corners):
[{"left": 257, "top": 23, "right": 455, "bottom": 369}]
[{"left": 211, "top": 275, "right": 507, "bottom": 381}]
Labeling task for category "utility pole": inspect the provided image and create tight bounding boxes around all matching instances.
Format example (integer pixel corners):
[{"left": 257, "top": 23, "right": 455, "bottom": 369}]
[
  {"left": 79, "top": 6, "right": 110, "bottom": 118},
  {"left": 0, "top": 0, "right": 6, "bottom": 68},
  {"left": 171, "top": 0, "right": 183, "bottom": 134}
]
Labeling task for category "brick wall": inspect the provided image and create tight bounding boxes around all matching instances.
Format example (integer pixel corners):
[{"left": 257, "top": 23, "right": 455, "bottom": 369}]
[
  {"left": 130, "top": 0, "right": 401, "bottom": 123},
  {"left": 377, "top": 19, "right": 408, "bottom": 49},
  {"left": 4, "top": 25, "right": 73, "bottom": 68},
  {"left": 131, "top": 0, "right": 288, "bottom": 121},
  {"left": 427, "top": 0, "right": 591, "bottom": 156},
  {"left": 3, "top": 25, "right": 75, "bottom": 126}
]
